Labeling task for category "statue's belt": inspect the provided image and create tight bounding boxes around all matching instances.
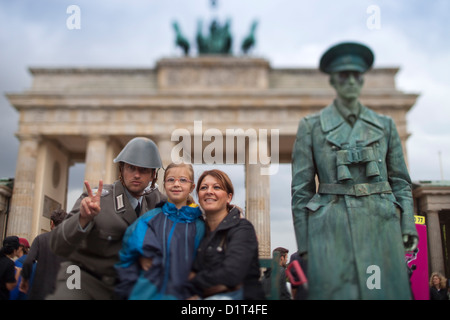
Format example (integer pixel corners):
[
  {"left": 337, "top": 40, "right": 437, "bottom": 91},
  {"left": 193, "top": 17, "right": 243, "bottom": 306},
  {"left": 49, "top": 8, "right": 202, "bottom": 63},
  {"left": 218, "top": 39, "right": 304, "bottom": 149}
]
[{"left": 318, "top": 181, "right": 391, "bottom": 197}]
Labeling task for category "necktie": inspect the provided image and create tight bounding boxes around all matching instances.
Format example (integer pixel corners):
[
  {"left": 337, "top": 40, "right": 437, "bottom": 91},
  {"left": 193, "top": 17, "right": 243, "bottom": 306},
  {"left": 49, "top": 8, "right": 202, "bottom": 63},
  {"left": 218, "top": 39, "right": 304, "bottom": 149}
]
[
  {"left": 135, "top": 202, "right": 141, "bottom": 216},
  {"left": 348, "top": 114, "right": 356, "bottom": 127}
]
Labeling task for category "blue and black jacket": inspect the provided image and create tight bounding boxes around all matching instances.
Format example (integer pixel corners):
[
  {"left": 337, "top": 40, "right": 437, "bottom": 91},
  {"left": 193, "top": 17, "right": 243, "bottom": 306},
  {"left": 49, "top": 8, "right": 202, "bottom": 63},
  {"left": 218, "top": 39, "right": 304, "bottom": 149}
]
[{"left": 115, "top": 201, "right": 205, "bottom": 300}]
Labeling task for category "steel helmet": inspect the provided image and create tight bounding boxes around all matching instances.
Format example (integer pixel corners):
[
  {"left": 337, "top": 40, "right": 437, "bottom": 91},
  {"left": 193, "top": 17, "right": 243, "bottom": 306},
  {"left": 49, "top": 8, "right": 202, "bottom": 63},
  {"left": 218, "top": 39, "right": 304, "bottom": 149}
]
[{"left": 113, "top": 137, "right": 163, "bottom": 169}]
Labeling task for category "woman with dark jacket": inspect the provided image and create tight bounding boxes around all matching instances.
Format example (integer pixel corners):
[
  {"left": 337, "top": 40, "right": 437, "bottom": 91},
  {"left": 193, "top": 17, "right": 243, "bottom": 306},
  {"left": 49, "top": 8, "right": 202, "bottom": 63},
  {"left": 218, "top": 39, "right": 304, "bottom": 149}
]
[
  {"left": 429, "top": 272, "right": 449, "bottom": 300},
  {"left": 187, "top": 169, "right": 265, "bottom": 300}
]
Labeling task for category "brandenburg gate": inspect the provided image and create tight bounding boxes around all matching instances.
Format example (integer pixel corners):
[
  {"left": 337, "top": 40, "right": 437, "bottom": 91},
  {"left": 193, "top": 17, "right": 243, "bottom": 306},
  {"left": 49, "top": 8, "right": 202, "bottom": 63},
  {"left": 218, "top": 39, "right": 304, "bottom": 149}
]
[{"left": 6, "top": 56, "right": 417, "bottom": 258}]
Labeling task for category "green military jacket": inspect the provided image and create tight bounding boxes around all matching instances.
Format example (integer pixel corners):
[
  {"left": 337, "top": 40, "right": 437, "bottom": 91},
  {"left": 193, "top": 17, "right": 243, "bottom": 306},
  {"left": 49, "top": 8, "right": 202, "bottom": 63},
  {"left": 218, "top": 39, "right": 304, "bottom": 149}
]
[
  {"left": 50, "top": 180, "right": 166, "bottom": 293},
  {"left": 291, "top": 102, "right": 417, "bottom": 300}
]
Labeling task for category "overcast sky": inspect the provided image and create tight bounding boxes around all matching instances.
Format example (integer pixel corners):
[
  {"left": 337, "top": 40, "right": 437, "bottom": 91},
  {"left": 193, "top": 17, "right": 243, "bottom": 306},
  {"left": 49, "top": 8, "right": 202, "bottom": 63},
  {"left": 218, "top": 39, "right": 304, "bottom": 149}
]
[{"left": 1, "top": 0, "right": 449, "bottom": 256}]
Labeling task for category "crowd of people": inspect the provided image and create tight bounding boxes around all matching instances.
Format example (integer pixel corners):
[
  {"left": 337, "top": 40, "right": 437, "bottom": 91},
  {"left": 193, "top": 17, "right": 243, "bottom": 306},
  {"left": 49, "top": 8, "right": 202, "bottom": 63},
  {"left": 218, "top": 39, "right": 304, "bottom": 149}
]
[{"left": 0, "top": 209, "right": 68, "bottom": 300}]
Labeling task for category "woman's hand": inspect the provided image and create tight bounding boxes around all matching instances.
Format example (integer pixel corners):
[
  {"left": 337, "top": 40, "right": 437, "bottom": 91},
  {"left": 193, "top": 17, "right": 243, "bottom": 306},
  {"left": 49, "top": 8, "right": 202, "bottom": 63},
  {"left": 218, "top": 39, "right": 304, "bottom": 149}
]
[{"left": 139, "top": 256, "right": 153, "bottom": 271}]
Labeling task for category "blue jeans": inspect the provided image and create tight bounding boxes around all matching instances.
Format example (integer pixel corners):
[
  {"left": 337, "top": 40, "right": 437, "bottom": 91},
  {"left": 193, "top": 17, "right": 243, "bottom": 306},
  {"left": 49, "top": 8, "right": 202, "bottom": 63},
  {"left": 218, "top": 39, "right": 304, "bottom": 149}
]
[{"left": 205, "top": 288, "right": 244, "bottom": 300}]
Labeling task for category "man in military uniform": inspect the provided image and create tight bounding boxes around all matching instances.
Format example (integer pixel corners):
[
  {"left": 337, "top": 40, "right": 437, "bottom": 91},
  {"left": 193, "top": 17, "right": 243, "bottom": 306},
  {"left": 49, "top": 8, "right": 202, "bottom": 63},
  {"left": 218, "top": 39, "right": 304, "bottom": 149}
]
[
  {"left": 291, "top": 42, "right": 418, "bottom": 299},
  {"left": 49, "top": 137, "right": 167, "bottom": 299}
]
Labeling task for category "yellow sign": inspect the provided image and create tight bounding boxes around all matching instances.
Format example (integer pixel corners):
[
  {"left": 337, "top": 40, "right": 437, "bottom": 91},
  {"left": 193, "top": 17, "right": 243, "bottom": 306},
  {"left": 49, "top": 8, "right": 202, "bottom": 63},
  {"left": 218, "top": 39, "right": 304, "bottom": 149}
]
[{"left": 414, "top": 215, "right": 425, "bottom": 225}]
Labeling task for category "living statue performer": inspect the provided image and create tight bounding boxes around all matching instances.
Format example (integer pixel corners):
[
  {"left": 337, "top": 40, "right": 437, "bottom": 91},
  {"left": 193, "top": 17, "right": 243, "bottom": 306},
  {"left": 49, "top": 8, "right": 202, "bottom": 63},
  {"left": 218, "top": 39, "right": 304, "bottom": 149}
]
[{"left": 291, "top": 42, "right": 418, "bottom": 300}]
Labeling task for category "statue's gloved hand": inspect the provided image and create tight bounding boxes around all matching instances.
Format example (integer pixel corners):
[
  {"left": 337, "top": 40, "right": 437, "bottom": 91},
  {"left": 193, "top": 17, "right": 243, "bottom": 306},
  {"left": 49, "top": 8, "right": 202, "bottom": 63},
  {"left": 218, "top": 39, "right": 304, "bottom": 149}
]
[{"left": 403, "top": 235, "right": 418, "bottom": 251}]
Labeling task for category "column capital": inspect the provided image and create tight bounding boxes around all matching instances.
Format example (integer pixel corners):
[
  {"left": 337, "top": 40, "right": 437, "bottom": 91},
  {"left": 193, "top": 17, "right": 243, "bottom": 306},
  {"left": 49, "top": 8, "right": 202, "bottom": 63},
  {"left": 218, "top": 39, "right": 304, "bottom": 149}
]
[
  {"left": 425, "top": 209, "right": 440, "bottom": 216},
  {"left": 15, "top": 132, "right": 42, "bottom": 143},
  {"left": 85, "top": 133, "right": 110, "bottom": 142}
]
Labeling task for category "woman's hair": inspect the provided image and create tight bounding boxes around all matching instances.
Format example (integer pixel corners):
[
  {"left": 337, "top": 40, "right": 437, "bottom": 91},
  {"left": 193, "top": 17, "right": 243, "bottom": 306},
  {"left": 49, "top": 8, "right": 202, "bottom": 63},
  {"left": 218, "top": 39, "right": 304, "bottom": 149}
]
[
  {"left": 164, "top": 162, "right": 195, "bottom": 205},
  {"left": 196, "top": 169, "right": 234, "bottom": 211},
  {"left": 430, "top": 272, "right": 447, "bottom": 289}
]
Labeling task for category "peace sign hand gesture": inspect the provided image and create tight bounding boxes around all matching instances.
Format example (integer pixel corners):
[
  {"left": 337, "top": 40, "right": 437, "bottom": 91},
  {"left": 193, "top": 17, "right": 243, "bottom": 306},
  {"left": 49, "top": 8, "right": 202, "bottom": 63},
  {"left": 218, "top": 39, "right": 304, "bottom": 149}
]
[{"left": 79, "top": 180, "right": 103, "bottom": 228}]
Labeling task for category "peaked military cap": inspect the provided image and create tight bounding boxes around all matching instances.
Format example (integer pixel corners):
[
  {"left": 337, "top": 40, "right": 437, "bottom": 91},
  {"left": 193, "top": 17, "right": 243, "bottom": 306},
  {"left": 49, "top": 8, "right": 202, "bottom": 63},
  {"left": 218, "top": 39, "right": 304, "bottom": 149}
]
[{"left": 319, "top": 42, "right": 374, "bottom": 74}]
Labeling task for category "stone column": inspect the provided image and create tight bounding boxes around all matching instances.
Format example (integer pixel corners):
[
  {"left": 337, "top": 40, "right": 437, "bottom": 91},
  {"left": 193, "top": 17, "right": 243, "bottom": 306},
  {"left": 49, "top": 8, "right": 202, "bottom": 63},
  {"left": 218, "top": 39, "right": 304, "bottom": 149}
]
[
  {"left": 156, "top": 138, "right": 175, "bottom": 191},
  {"left": 7, "top": 134, "right": 40, "bottom": 238},
  {"left": 245, "top": 138, "right": 271, "bottom": 258},
  {"left": 0, "top": 182, "right": 13, "bottom": 237},
  {"left": 104, "top": 138, "right": 121, "bottom": 184},
  {"left": 426, "top": 209, "right": 445, "bottom": 274},
  {"left": 84, "top": 135, "right": 109, "bottom": 188},
  {"left": 157, "top": 138, "right": 175, "bottom": 169}
]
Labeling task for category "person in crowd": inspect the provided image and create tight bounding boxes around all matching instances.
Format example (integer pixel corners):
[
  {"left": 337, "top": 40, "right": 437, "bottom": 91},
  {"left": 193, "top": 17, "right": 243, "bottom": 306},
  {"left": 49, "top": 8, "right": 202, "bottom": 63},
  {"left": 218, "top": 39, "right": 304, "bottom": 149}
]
[
  {"left": 291, "top": 42, "right": 418, "bottom": 299},
  {"left": 429, "top": 272, "right": 448, "bottom": 300},
  {"left": 261, "top": 247, "right": 291, "bottom": 300},
  {"left": 48, "top": 137, "right": 166, "bottom": 299},
  {"left": 20, "top": 208, "right": 67, "bottom": 299},
  {"left": 9, "top": 237, "right": 30, "bottom": 300},
  {"left": 18, "top": 238, "right": 30, "bottom": 259},
  {"left": 0, "top": 236, "right": 21, "bottom": 300},
  {"left": 115, "top": 162, "right": 204, "bottom": 300},
  {"left": 287, "top": 251, "right": 308, "bottom": 300},
  {"left": 186, "top": 169, "right": 265, "bottom": 300}
]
